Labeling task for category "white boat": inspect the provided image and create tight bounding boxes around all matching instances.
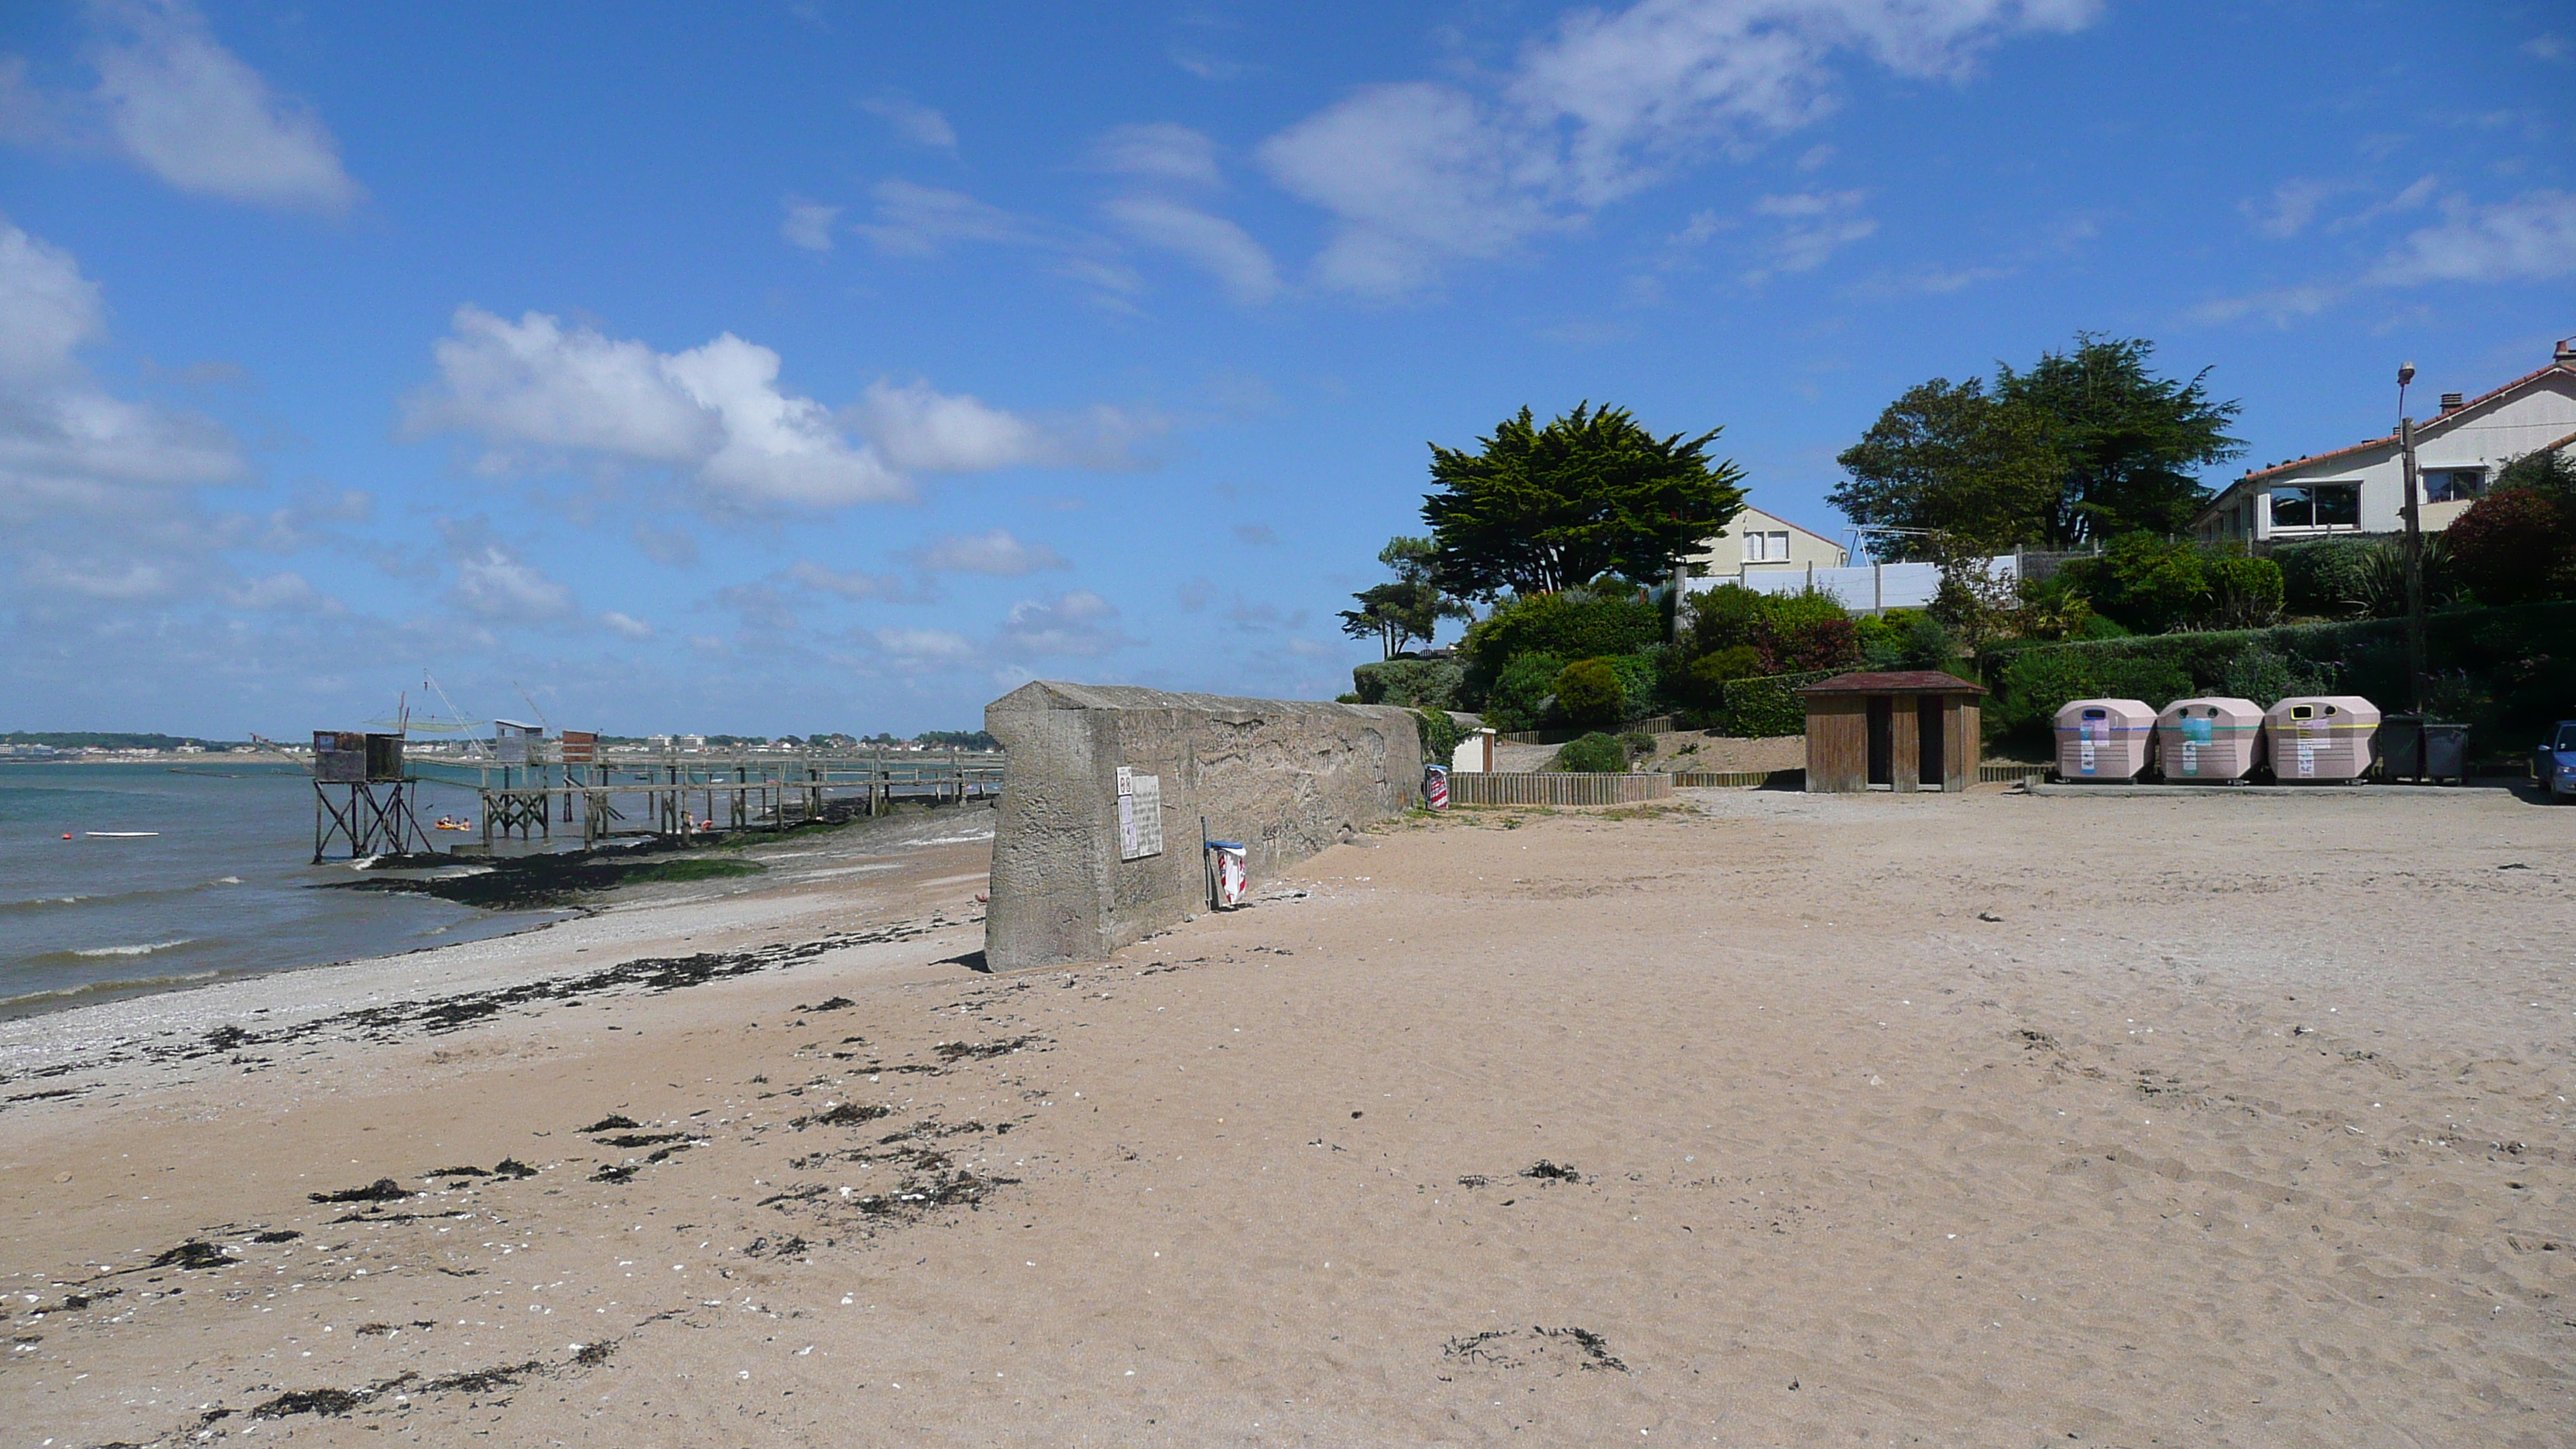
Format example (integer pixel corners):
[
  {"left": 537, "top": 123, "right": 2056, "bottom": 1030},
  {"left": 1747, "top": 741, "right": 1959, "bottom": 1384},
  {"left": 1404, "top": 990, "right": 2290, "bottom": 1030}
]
[{"left": 85, "top": 831, "right": 160, "bottom": 838}]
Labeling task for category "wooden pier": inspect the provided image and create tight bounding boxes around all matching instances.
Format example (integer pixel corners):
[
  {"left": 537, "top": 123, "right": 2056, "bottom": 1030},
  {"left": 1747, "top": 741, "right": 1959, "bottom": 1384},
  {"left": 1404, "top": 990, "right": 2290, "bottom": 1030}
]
[{"left": 404, "top": 747, "right": 1006, "bottom": 851}]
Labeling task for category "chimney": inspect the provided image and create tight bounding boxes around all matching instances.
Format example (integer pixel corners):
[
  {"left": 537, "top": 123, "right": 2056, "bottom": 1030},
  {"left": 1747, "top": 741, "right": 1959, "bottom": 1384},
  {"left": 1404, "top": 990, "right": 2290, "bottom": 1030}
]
[
  {"left": 2559, "top": 336, "right": 2576, "bottom": 365},
  {"left": 2439, "top": 392, "right": 2465, "bottom": 412}
]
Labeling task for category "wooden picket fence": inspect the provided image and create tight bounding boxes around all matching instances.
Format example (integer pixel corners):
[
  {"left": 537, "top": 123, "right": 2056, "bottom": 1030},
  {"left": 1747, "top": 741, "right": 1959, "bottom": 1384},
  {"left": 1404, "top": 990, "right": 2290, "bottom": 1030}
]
[
  {"left": 1494, "top": 716, "right": 1677, "bottom": 745},
  {"left": 1665, "top": 769, "right": 1795, "bottom": 789},
  {"left": 1445, "top": 772, "right": 1673, "bottom": 807}
]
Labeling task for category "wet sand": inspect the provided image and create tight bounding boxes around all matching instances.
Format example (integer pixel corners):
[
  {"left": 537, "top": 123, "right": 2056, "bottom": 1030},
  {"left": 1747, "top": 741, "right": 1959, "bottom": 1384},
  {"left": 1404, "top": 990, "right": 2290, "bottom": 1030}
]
[{"left": 2, "top": 785, "right": 2568, "bottom": 1446}]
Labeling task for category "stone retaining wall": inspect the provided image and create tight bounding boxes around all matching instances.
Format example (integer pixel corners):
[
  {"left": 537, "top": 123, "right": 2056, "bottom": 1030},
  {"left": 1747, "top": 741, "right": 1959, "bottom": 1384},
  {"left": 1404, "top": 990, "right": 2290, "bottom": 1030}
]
[{"left": 982, "top": 682, "right": 1423, "bottom": 971}]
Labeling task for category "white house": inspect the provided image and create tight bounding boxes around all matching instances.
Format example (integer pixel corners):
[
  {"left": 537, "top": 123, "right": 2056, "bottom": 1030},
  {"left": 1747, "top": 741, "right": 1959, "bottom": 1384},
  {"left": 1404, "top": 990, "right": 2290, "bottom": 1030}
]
[
  {"left": 1680, "top": 504, "right": 1850, "bottom": 584},
  {"left": 2194, "top": 337, "right": 2576, "bottom": 546}
]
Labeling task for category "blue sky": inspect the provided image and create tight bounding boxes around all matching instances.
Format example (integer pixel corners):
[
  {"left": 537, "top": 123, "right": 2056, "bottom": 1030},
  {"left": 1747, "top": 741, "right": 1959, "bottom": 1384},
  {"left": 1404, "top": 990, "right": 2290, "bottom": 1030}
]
[{"left": 1, "top": 1, "right": 2569, "bottom": 738}]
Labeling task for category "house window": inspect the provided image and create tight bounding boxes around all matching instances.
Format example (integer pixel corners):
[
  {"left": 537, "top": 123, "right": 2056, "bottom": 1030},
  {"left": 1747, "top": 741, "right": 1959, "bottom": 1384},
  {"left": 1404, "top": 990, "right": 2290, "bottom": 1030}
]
[
  {"left": 2424, "top": 468, "right": 2485, "bottom": 503},
  {"left": 2270, "top": 483, "right": 2360, "bottom": 529},
  {"left": 1743, "top": 529, "right": 1791, "bottom": 562}
]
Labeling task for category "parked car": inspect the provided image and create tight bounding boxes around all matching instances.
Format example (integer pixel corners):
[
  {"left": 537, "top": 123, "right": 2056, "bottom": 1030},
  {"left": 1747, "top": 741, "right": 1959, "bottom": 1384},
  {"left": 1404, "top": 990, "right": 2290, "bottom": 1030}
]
[{"left": 2533, "top": 721, "right": 2576, "bottom": 801}]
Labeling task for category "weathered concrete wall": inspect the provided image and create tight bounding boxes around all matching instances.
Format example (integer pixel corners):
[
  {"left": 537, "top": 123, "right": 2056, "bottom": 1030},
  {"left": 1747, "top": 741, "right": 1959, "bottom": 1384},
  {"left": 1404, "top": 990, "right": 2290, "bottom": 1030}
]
[{"left": 983, "top": 682, "right": 1423, "bottom": 971}]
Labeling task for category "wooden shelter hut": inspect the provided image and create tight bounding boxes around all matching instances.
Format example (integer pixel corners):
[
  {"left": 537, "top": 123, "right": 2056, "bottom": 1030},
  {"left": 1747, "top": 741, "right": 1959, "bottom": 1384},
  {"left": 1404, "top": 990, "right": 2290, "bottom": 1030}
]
[{"left": 1799, "top": 671, "right": 1985, "bottom": 793}]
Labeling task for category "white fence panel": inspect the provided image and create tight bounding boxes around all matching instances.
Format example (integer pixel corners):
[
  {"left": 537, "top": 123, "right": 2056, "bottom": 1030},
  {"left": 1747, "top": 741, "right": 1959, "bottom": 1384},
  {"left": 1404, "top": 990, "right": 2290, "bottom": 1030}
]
[{"left": 1682, "top": 557, "right": 2018, "bottom": 615}]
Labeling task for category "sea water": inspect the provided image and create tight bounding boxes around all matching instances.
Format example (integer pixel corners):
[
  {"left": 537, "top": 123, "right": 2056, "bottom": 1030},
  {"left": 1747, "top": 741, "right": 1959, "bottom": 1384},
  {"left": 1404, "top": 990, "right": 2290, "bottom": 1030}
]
[{"left": 0, "top": 761, "right": 555, "bottom": 1018}]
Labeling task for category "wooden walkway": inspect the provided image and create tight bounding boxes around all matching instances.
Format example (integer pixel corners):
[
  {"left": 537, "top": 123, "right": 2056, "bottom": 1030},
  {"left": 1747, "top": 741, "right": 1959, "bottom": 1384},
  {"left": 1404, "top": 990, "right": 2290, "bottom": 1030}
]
[{"left": 405, "top": 748, "right": 1005, "bottom": 849}]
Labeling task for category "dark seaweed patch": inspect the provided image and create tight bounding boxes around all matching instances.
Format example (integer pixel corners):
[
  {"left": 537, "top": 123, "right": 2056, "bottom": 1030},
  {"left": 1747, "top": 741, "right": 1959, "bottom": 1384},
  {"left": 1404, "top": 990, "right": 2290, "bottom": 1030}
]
[
  {"left": 794, "top": 1101, "right": 890, "bottom": 1129},
  {"left": 146, "top": 1241, "right": 231, "bottom": 1271},
  {"left": 802, "top": 997, "right": 856, "bottom": 1012},
  {"left": 581, "top": 1115, "right": 640, "bottom": 1132},
  {"left": 251, "top": 1229, "right": 300, "bottom": 1243},
  {"left": 252, "top": 1386, "right": 368, "bottom": 1418},
  {"left": 933, "top": 1036, "right": 1043, "bottom": 1062},
  {"left": 425, "top": 1358, "right": 545, "bottom": 1395},
  {"left": 204, "top": 1025, "right": 251, "bottom": 1051},
  {"left": 1519, "top": 1160, "right": 1583, "bottom": 1184},
  {"left": 309, "top": 1178, "right": 409, "bottom": 1204},
  {"left": 597, "top": 1132, "right": 691, "bottom": 1148},
  {"left": 1540, "top": 1325, "right": 1628, "bottom": 1372},
  {"left": 491, "top": 1158, "right": 536, "bottom": 1179},
  {"left": 591, "top": 1164, "right": 638, "bottom": 1184},
  {"left": 426, "top": 1164, "right": 488, "bottom": 1178}
]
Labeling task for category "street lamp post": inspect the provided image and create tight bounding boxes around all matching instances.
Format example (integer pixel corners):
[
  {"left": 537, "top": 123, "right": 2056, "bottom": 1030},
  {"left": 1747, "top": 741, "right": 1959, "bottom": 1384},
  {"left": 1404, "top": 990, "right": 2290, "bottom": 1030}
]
[{"left": 2397, "top": 362, "right": 2426, "bottom": 714}]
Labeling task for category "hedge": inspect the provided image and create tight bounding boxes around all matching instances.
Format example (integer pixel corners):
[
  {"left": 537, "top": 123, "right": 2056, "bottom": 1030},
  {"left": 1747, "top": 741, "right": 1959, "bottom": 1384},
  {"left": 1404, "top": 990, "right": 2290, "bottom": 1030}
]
[
  {"left": 1351, "top": 657, "right": 1464, "bottom": 710},
  {"left": 1715, "top": 669, "right": 1836, "bottom": 738},
  {"left": 1975, "top": 599, "right": 2576, "bottom": 756}
]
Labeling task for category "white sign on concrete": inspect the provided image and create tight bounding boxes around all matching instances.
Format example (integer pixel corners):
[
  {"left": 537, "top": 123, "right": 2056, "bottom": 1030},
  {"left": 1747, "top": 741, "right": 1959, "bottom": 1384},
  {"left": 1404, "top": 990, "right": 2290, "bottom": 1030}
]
[{"left": 1118, "top": 772, "right": 1163, "bottom": 859}]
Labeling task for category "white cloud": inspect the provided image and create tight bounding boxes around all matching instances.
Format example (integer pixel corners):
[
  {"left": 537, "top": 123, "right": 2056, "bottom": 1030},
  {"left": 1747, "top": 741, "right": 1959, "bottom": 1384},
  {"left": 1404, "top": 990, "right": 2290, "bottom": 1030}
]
[
  {"left": 2526, "top": 33, "right": 2567, "bottom": 62},
  {"left": 851, "top": 180, "right": 1043, "bottom": 256},
  {"left": 1258, "top": 0, "right": 2095, "bottom": 293},
  {"left": 451, "top": 544, "right": 577, "bottom": 620},
  {"left": 786, "top": 559, "right": 913, "bottom": 600},
  {"left": 912, "top": 529, "right": 1067, "bottom": 576},
  {"left": 1743, "top": 188, "right": 1875, "bottom": 282},
  {"left": 2242, "top": 177, "right": 2342, "bottom": 240},
  {"left": 849, "top": 379, "right": 1046, "bottom": 473},
  {"left": 1087, "top": 122, "right": 1223, "bottom": 186},
  {"left": 1259, "top": 81, "right": 1563, "bottom": 295},
  {"left": 2365, "top": 190, "right": 2576, "bottom": 286},
  {"left": 781, "top": 196, "right": 841, "bottom": 252},
  {"left": 225, "top": 571, "right": 325, "bottom": 611},
  {"left": 87, "top": 0, "right": 360, "bottom": 212},
  {"left": 599, "top": 610, "right": 653, "bottom": 639},
  {"left": 22, "top": 554, "right": 174, "bottom": 600},
  {"left": 851, "top": 379, "right": 1160, "bottom": 474},
  {"left": 873, "top": 625, "right": 976, "bottom": 664},
  {"left": 0, "top": 217, "right": 245, "bottom": 517},
  {"left": 406, "top": 306, "right": 908, "bottom": 508},
  {"left": 999, "top": 589, "right": 1131, "bottom": 658},
  {"left": 1102, "top": 196, "right": 1282, "bottom": 303},
  {"left": 859, "top": 95, "right": 957, "bottom": 152},
  {"left": 2185, "top": 283, "right": 2341, "bottom": 327}
]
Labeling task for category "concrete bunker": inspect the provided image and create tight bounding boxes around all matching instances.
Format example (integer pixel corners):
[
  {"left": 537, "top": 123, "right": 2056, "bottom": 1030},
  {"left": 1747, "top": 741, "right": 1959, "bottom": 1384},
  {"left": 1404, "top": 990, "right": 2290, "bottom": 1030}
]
[{"left": 981, "top": 681, "right": 1423, "bottom": 971}]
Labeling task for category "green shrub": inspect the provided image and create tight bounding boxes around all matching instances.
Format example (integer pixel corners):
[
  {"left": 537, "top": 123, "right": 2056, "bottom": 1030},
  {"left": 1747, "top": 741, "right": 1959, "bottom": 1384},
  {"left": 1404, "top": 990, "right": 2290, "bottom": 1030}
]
[
  {"left": 1716, "top": 669, "right": 1836, "bottom": 738},
  {"left": 2201, "top": 554, "right": 2285, "bottom": 629},
  {"left": 1856, "top": 610, "right": 1957, "bottom": 671},
  {"left": 2054, "top": 533, "right": 2208, "bottom": 634},
  {"left": 1351, "top": 657, "right": 1465, "bottom": 709},
  {"left": 1604, "top": 650, "right": 1666, "bottom": 718},
  {"left": 1480, "top": 652, "right": 1566, "bottom": 731},
  {"left": 1410, "top": 708, "right": 1468, "bottom": 766},
  {"left": 1462, "top": 590, "right": 1662, "bottom": 701},
  {"left": 1618, "top": 730, "right": 1658, "bottom": 763},
  {"left": 2446, "top": 488, "right": 2572, "bottom": 605},
  {"left": 1551, "top": 731, "right": 1628, "bottom": 772},
  {"left": 1683, "top": 644, "right": 1763, "bottom": 705},
  {"left": 2273, "top": 538, "right": 2380, "bottom": 618},
  {"left": 1553, "top": 659, "right": 1625, "bottom": 726}
]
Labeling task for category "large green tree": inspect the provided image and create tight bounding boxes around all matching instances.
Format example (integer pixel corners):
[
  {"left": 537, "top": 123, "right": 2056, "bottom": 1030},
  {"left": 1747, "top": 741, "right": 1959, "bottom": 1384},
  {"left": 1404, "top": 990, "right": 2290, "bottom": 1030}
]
[
  {"left": 1999, "top": 335, "right": 2244, "bottom": 544},
  {"left": 1421, "top": 402, "right": 1747, "bottom": 599},
  {"left": 1833, "top": 335, "right": 2244, "bottom": 553},
  {"left": 1828, "top": 378, "right": 2061, "bottom": 558}
]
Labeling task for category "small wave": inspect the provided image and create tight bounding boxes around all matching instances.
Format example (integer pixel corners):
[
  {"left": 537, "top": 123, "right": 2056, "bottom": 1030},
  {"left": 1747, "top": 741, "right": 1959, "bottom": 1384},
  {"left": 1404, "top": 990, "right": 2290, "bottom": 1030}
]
[
  {"left": 0, "top": 970, "right": 222, "bottom": 1010},
  {"left": 214, "top": 875, "right": 243, "bottom": 885},
  {"left": 70, "top": 937, "right": 195, "bottom": 958},
  {"left": 0, "top": 894, "right": 94, "bottom": 913}
]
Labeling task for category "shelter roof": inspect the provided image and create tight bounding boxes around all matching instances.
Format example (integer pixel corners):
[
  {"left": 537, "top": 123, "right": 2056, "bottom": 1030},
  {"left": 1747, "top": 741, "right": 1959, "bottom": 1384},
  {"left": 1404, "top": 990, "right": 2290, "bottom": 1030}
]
[{"left": 1799, "top": 670, "right": 1987, "bottom": 697}]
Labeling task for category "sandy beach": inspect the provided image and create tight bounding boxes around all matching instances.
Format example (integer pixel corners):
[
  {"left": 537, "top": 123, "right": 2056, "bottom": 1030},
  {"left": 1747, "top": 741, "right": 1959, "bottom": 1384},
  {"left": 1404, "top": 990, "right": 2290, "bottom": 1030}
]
[{"left": 2, "top": 783, "right": 2569, "bottom": 1446}]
